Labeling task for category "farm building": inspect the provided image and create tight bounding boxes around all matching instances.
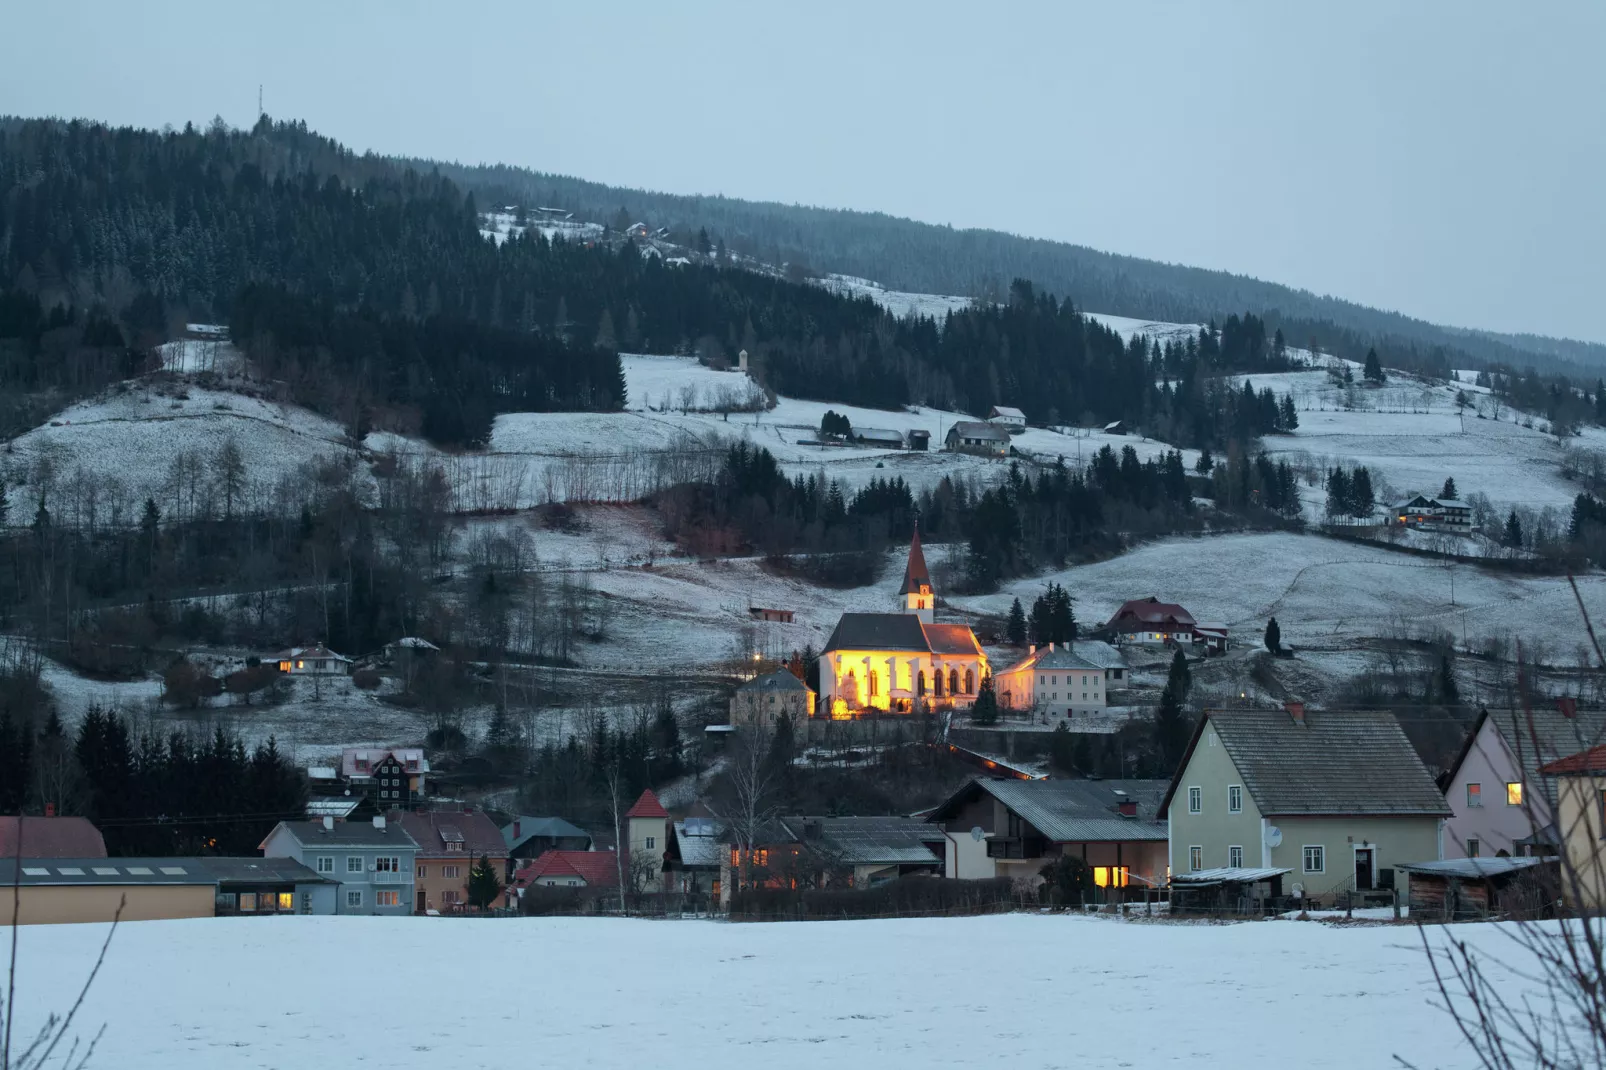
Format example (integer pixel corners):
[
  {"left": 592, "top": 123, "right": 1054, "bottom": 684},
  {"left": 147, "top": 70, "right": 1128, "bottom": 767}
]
[
  {"left": 987, "top": 406, "right": 1027, "bottom": 430},
  {"left": 270, "top": 644, "right": 351, "bottom": 675},
  {"left": 944, "top": 421, "right": 1009, "bottom": 456}
]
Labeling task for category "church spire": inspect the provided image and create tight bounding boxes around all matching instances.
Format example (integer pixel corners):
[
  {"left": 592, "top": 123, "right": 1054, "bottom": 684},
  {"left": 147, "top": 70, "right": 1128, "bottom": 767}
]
[{"left": 901, "top": 522, "right": 934, "bottom": 622}]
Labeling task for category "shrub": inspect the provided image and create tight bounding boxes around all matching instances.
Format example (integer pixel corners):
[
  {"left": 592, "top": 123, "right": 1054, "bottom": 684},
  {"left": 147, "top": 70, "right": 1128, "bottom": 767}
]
[{"left": 352, "top": 668, "right": 382, "bottom": 690}]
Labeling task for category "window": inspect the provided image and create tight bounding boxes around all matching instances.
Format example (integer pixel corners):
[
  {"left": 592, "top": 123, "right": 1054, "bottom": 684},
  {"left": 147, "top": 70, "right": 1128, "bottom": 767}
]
[
  {"left": 1506, "top": 782, "right": 1523, "bottom": 806},
  {"left": 375, "top": 856, "right": 400, "bottom": 874},
  {"left": 1466, "top": 783, "right": 1482, "bottom": 807},
  {"left": 645, "top": 837, "right": 656, "bottom": 850},
  {"left": 416, "top": 864, "right": 428, "bottom": 878},
  {"left": 1228, "top": 785, "right": 1242, "bottom": 813},
  {"left": 1467, "top": 838, "right": 1481, "bottom": 858},
  {"left": 442, "top": 865, "right": 461, "bottom": 880},
  {"left": 346, "top": 889, "right": 363, "bottom": 908},
  {"left": 868, "top": 670, "right": 878, "bottom": 698},
  {"left": 346, "top": 856, "right": 364, "bottom": 873},
  {"left": 375, "top": 890, "right": 400, "bottom": 907},
  {"left": 443, "top": 889, "right": 460, "bottom": 904},
  {"left": 1038, "top": 674, "right": 1045, "bottom": 685},
  {"left": 1093, "top": 866, "right": 1129, "bottom": 888},
  {"left": 1188, "top": 786, "right": 1202, "bottom": 814},
  {"left": 1229, "top": 845, "right": 1243, "bottom": 868},
  {"left": 354, "top": 758, "right": 370, "bottom": 773},
  {"left": 406, "top": 758, "right": 419, "bottom": 771},
  {"left": 1302, "top": 846, "right": 1325, "bottom": 873},
  {"left": 238, "top": 892, "right": 257, "bottom": 912},
  {"left": 1188, "top": 845, "right": 1203, "bottom": 872},
  {"left": 215, "top": 892, "right": 236, "bottom": 910},
  {"left": 316, "top": 856, "right": 334, "bottom": 874},
  {"left": 277, "top": 891, "right": 293, "bottom": 911}
]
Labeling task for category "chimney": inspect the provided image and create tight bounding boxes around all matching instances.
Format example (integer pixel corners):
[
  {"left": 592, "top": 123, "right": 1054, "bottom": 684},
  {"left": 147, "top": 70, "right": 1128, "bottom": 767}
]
[
  {"left": 373, "top": 815, "right": 387, "bottom": 831},
  {"left": 322, "top": 815, "right": 334, "bottom": 832},
  {"left": 1286, "top": 701, "right": 1306, "bottom": 724},
  {"left": 1117, "top": 800, "right": 1138, "bottom": 818},
  {"left": 44, "top": 803, "right": 56, "bottom": 818},
  {"left": 1048, "top": 642, "right": 1055, "bottom": 652},
  {"left": 513, "top": 820, "right": 522, "bottom": 839},
  {"left": 1028, "top": 645, "right": 1036, "bottom": 655}
]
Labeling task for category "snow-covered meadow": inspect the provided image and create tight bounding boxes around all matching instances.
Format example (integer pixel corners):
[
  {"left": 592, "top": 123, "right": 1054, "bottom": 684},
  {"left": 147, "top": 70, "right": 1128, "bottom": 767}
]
[{"left": 7, "top": 912, "right": 1522, "bottom": 1069}]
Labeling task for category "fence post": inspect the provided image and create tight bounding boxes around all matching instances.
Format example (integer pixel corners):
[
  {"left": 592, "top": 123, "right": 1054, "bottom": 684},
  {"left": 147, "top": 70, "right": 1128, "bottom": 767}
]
[{"left": 1392, "top": 887, "right": 1400, "bottom": 921}]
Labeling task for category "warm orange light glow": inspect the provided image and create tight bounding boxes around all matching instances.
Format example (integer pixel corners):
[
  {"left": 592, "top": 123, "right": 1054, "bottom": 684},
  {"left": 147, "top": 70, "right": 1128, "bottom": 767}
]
[
  {"left": 1507, "top": 782, "right": 1524, "bottom": 806},
  {"left": 1093, "top": 866, "right": 1129, "bottom": 889}
]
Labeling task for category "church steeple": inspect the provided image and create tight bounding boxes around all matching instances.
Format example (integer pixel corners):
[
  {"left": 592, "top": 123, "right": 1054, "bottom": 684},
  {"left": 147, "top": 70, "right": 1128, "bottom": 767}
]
[{"left": 901, "top": 524, "right": 934, "bottom": 623}]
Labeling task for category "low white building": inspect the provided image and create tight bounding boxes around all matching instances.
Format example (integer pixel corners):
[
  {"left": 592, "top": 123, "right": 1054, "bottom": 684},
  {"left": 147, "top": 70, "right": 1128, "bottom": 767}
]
[
  {"left": 987, "top": 405, "right": 1027, "bottom": 431},
  {"left": 270, "top": 645, "right": 352, "bottom": 676}
]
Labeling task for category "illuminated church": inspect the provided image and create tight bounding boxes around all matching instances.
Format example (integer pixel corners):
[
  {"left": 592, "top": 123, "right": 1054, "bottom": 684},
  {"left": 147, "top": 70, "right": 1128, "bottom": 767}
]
[{"left": 819, "top": 528, "right": 989, "bottom": 717}]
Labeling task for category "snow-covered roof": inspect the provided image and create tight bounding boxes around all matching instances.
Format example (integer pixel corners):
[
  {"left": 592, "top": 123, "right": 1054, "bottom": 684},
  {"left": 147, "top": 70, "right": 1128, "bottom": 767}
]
[
  {"left": 989, "top": 406, "right": 1026, "bottom": 419},
  {"left": 1171, "top": 867, "right": 1290, "bottom": 886},
  {"left": 306, "top": 767, "right": 339, "bottom": 781},
  {"left": 1395, "top": 857, "right": 1547, "bottom": 879},
  {"left": 391, "top": 637, "right": 439, "bottom": 651}
]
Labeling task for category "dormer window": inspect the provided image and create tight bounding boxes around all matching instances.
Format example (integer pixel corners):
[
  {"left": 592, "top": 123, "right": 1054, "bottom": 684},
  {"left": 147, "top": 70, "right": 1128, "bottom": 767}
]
[
  {"left": 355, "top": 759, "right": 370, "bottom": 774},
  {"left": 406, "top": 758, "right": 419, "bottom": 771}
]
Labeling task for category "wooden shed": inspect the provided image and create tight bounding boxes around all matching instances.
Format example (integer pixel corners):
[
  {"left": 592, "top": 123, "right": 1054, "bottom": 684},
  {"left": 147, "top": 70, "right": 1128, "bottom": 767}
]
[{"left": 1399, "top": 856, "right": 1559, "bottom": 921}]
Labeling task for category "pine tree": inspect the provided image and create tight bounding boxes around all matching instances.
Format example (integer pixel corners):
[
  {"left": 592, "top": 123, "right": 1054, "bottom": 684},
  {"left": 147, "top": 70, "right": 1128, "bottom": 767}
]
[
  {"left": 1048, "top": 722, "right": 1076, "bottom": 774},
  {"left": 1264, "top": 617, "right": 1282, "bottom": 654},
  {"left": 1153, "top": 685, "right": 1190, "bottom": 773},
  {"left": 1195, "top": 446, "right": 1214, "bottom": 474},
  {"left": 1279, "top": 393, "right": 1299, "bottom": 431},
  {"left": 1326, "top": 468, "right": 1351, "bottom": 518},
  {"left": 467, "top": 853, "right": 503, "bottom": 911},
  {"left": 1005, "top": 597, "right": 1027, "bottom": 644},
  {"left": 1363, "top": 348, "right": 1385, "bottom": 383},
  {"left": 1436, "top": 655, "right": 1460, "bottom": 707},
  {"left": 0, "top": 478, "right": 8, "bottom": 528},
  {"left": 1350, "top": 467, "right": 1375, "bottom": 517},
  {"left": 1502, "top": 510, "right": 1524, "bottom": 549},
  {"left": 1441, "top": 477, "right": 1458, "bottom": 501},
  {"left": 1165, "top": 648, "right": 1192, "bottom": 703},
  {"left": 970, "top": 675, "right": 999, "bottom": 726}
]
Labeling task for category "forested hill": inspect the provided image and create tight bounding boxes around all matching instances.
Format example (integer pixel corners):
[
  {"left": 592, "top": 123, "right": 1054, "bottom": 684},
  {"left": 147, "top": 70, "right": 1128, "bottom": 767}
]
[{"left": 420, "top": 159, "right": 1606, "bottom": 379}]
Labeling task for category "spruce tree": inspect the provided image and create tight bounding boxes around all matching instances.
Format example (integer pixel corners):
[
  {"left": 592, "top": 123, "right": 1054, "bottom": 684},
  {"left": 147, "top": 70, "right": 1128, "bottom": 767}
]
[
  {"left": 467, "top": 853, "right": 503, "bottom": 911},
  {"left": 1264, "top": 617, "right": 1282, "bottom": 654},
  {"left": 1279, "top": 393, "right": 1298, "bottom": 431},
  {"left": 1165, "top": 648, "right": 1192, "bottom": 703},
  {"left": 1195, "top": 446, "right": 1214, "bottom": 474},
  {"left": 1153, "top": 685, "right": 1189, "bottom": 773},
  {"left": 0, "top": 478, "right": 7, "bottom": 528},
  {"left": 1005, "top": 598, "right": 1027, "bottom": 644},
  {"left": 970, "top": 675, "right": 999, "bottom": 726},
  {"left": 1441, "top": 477, "right": 1458, "bottom": 501},
  {"left": 1502, "top": 510, "right": 1524, "bottom": 549},
  {"left": 1349, "top": 467, "right": 1375, "bottom": 517},
  {"left": 1363, "top": 348, "right": 1385, "bottom": 383}
]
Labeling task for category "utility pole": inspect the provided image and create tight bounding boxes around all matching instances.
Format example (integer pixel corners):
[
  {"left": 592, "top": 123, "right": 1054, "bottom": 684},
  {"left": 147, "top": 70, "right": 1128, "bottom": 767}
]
[{"left": 258, "top": 84, "right": 263, "bottom": 117}]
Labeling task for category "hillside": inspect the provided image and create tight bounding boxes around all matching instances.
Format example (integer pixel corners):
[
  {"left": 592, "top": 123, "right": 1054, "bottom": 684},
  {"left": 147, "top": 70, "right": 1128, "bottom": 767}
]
[{"left": 416, "top": 157, "right": 1606, "bottom": 378}]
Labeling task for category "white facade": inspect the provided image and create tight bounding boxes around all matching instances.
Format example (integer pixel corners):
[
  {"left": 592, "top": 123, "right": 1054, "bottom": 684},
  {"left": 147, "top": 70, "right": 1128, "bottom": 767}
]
[{"left": 993, "top": 642, "right": 1123, "bottom": 718}]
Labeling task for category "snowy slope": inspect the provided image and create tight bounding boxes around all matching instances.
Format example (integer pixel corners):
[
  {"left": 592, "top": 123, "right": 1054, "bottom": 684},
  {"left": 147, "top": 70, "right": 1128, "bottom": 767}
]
[
  {"left": 6, "top": 913, "right": 1529, "bottom": 1069},
  {"left": 816, "top": 273, "right": 972, "bottom": 320}
]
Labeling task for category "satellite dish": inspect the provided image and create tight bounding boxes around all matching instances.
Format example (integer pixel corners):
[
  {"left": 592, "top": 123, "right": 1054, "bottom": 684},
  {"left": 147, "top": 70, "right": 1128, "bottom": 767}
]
[
  {"left": 1291, "top": 882, "right": 1304, "bottom": 899},
  {"left": 1264, "top": 825, "right": 1283, "bottom": 848},
  {"left": 970, "top": 826, "right": 985, "bottom": 842}
]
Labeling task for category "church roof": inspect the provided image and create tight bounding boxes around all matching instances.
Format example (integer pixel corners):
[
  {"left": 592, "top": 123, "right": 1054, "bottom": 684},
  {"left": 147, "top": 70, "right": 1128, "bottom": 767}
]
[
  {"left": 922, "top": 623, "right": 983, "bottom": 657},
  {"left": 900, "top": 529, "right": 931, "bottom": 595},
  {"left": 823, "top": 613, "right": 932, "bottom": 653}
]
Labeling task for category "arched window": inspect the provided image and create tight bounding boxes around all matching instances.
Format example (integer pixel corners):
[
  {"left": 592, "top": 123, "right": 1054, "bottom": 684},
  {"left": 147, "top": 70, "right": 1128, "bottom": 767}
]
[
  {"left": 964, "top": 669, "right": 975, "bottom": 694},
  {"left": 949, "top": 668, "right": 960, "bottom": 695},
  {"left": 933, "top": 670, "right": 944, "bottom": 697},
  {"left": 868, "top": 670, "right": 879, "bottom": 698},
  {"left": 916, "top": 670, "right": 926, "bottom": 696}
]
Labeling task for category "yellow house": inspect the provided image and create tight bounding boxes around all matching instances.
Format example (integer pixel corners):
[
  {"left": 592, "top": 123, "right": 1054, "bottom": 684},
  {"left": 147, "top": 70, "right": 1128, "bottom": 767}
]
[{"left": 1539, "top": 744, "right": 1606, "bottom": 911}]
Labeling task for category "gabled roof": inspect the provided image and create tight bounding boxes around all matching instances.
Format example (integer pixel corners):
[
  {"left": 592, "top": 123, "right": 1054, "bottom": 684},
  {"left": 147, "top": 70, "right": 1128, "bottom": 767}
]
[
  {"left": 0, "top": 856, "right": 334, "bottom": 887},
  {"left": 901, "top": 528, "right": 932, "bottom": 595},
  {"left": 1444, "top": 706, "right": 1606, "bottom": 804},
  {"left": 1540, "top": 744, "right": 1606, "bottom": 776},
  {"left": 670, "top": 819, "right": 727, "bottom": 868},
  {"left": 0, "top": 816, "right": 107, "bottom": 859},
  {"left": 823, "top": 613, "right": 932, "bottom": 653},
  {"left": 391, "top": 809, "right": 505, "bottom": 859},
  {"left": 997, "top": 644, "right": 1101, "bottom": 675},
  {"left": 263, "top": 820, "right": 420, "bottom": 850},
  {"left": 502, "top": 816, "right": 591, "bottom": 850},
  {"left": 1106, "top": 597, "right": 1196, "bottom": 629},
  {"left": 780, "top": 816, "right": 941, "bottom": 865},
  {"left": 946, "top": 420, "right": 1010, "bottom": 441},
  {"left": 515, "top": 850, "right": 620, "bottom": 886},
  {"left": 626, "top": 790, "right": 669, "bottom": 819},
  {"left": 739, "top": 669, "right": 810, "bottom": 693},
  {"left": 989, "top": 406, "right": 1026, "bottom": 419},
  {"left": 341, "top": 747, "right": 427, "bottom": 779},
  {"left": 930, "top": 778, "right": 1169, "bottom": 842},
  {"left": 1160, "top": 709, "right": 1449, "bottom": 818},
  {"left": 269, "top": 644, "right": 350, "bottom": 662},
  {"left": 922, "top": 623, "right": 983, "bottom": 657}
]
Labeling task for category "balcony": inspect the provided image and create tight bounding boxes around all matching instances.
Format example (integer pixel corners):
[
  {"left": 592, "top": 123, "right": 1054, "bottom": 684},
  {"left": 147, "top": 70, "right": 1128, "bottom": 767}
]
[
  {"left": 372, "top": 871, "right": 405, "bottom": 884},
  {"left": 986, "top": 838, "right": 1046, "bottom": 860}
]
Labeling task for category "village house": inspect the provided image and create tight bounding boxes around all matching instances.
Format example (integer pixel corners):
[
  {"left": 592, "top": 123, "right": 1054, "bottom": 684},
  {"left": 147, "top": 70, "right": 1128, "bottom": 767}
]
[
  {"left": 719, "top": 816, "right": 943, "bottom": 907},
  {"left": 625, "top": 789, "right": 671, "bottom": 893},
  {"left": 928, "top": 778, "right": 1169, "bottom": 897},
  {"left": 818, "top": 532, "right": 989, "bottom": 717},
  {"left": 269, "top": 644, "right": 352, "bottom": 675},
  {"left": 1537, "top": 744, "right": 1606, "bottom": 911},
  {"left": 992, "top": 641, "right": 1129, "bottom": 719},
  {"left": 1393, "top": 495, "right": 1473, "bottom": 532},
  {"left": 730, "top": 668, "right": 815, "bottom": 728},
  {"left": 666, "top": 811, "right": 725, "bottom": 899},
  {"left": 501, "top": 816, "right": 592, "bottom": 878},
  {"left": 987, "top": 405, "right": 1027, "bottom": 431},
  {"left": 342, "top": 746, "right": 428, "bottom": 806},
  {"left": 260, "top": 815, "right": 419, "bottom": 916},
  {"left": 854, "top": 427, "right": 906, "bottom": 449},
  {"left": 0, "top": 814, "right": 108, "bottom": 859},
  {"left": 392, "top": 808, "right": 508, "bottom": 913},
  {"left": 1103, "top": 596, "right": 1206, "bottom": 647},
  {"left": 1161, "top": 705, "right": 1449, "bottom": 904},
  {"left": 944, "top": 420, "right": 1010, "bottom": 456},
  {"left": 513, "top": 849, "right": 621, "bottom": 891},
  {"left": 1439, "top": 705, "right": 1606, "bottom": 859},
  {"left": 0, "top": 856, "right": 336, "bottom": 925}
]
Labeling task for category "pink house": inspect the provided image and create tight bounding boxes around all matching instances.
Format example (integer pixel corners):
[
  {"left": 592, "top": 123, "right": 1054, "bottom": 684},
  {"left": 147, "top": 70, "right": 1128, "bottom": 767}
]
[{"left": 1440, "top": 706, "right": 1606, "bottom": 859}]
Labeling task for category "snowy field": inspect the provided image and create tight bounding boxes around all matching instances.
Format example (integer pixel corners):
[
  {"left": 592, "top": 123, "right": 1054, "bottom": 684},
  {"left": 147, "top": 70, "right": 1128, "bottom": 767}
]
[
  {"left": 952, "top": 531, "right": 1606, "bottom": 660},
  {"left": 6, "top": 913, "right": 1526, "bottom": 1068},
  {"left": 816, "top": 273, "right": 973, "bottom": 321}
]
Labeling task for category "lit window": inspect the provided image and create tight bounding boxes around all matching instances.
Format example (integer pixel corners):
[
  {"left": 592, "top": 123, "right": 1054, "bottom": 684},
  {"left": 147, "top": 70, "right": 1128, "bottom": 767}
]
[
  {"left": 376, "top": 890, "right": 400, "bottom": 907},
  {"left": 1093, "top": 866, "right": 1129, "bottom": 888},
  {"left": 1188, "top": 846, "right": 1202, "bottom": 872},
  {"left": 1302, "top": 846, "right": 1325, "bottom": 873},
  {"left": 1229, "top": 845, "right": 1243, "bottom": 868},
  {"left": 296, "top": 660, "right": 304, "bottom": 669},
  {"left": 1228, "top": 785, "right": 1242, "bottom": 813},
  {"left": 1466, "top": 839, "right": 1480, "bottom": 858},
  {"left": 277, "top": 891, "right": 294, "bottom": 911},
  {"left": 1506, "top": 782, "right": 1523, "bottom": 806},
  {"left": 346, "top": 856, "right": 363, "bottom": 873},
  {"left": 1466, "top": 783, "right": 1482, "bottom": 807},
  {"left": 1188, "top": 786, "right": 1202, "bottom": 814},
  {"left": 238, "top": 892, "right": 257, "bottom": 912}
]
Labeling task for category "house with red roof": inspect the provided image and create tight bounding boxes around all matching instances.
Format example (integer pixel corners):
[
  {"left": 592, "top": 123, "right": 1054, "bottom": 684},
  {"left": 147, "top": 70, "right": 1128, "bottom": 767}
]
[
  {"left": 0, "top": 816, "right": 107, "bottom": 859},
  {"left": 1103, "top": 596, "right": 1223, "bottom": 651},
  {"left": 513, "top": 849, "right": 623, "bottom": 890},
  {"left": 625, "top": 789, "right": 670, "bottom": 893},
  {"left": 1539, "top": 743, "right": 1606, "bottom": 910}
]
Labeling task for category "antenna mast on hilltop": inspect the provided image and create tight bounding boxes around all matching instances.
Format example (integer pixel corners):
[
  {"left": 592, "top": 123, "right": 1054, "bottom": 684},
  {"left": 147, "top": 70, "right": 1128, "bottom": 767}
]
[{"left": 258, "top": 84, "right": 263, "bottom": 118}]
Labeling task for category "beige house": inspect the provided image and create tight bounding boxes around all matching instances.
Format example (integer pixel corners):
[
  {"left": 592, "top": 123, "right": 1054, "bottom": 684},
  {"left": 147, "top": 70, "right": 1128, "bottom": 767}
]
[
  {"left": 625, "top": 789, "right": 670, "bottom": 893},
  {"left": 730, "top": 669, "right": 814, "bottom": 728},
  {"left": 1538, "top": 744, "right": 1606, "bottom": 911},
  {"left": 991, "top": 641, "right": 1127, "bottom": 720},
  {"left": 393, "top": 808, "right": 508, "bottom": 913},
  {"left": 1161, "top": 706, "right": 1449, "bottom": 903},
  {"left": 0, "top": 857, "right": 336, "bottom": 925}
]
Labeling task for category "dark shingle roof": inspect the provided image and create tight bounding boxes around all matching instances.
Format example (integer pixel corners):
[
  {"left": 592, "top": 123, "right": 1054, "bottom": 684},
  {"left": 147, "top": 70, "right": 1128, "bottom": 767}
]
[
  {"left": 501, "top": 816, "right": 591, "bottom": 850},
  {"left": 822, "top": 613, "right": 932, "bottom": 653},
  {"left": 266, "top": 820, "right": 420, "bottom": 850},
  {"left": 0, "top": 817, "right": 107, "bottom": 859},
  {"left": 781, "top": 816, "right": 941, "bottom": 865},
  {"left": 1176, "top": 709, "right": 1449, "bottom": 817},
  {"left": 1469, "top": 707, "right": 1606, "bottom": 803},
  {"left": 933, "top": 778, "right": 1169, "bottom": 842},
  {"left": 739, "top": 669, "right": 810, "bottom": 693}
]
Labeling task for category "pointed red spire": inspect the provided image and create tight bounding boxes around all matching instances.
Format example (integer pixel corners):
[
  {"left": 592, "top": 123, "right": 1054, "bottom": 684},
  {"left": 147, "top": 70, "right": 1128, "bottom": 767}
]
[{"left": 901, "top": 523, "right": 931, "bottom": 595}]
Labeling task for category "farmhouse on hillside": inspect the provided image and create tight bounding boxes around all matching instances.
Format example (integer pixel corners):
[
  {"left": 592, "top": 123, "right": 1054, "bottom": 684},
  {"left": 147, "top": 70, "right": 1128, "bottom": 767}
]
[
  {"left": 1439, "top": 705, "right": 1606, "bottom": 859},
  {"left": 1102, "top": 596, "right": 1223, "bottom": 650},
  {"left": 818, "top": 531, "right": 989, "bottom": 717},
  {"left": 270, "top": 644, "right": 351, "bottom": 675},
  {"left": 944, "top": 421, "right": 1009, "bottom": 456},
  {"left": 1161, "top": 705, "right": 1449, "bottom": 905},
  {"left": 987, "top": 405, "right": 1026, "bottom": 431},
  {"left": 1393, "top": 495, "right": 1473, "bottom": 532},
  {"left": 927, "top": 777, "right": 1169, "bottom": 897}
]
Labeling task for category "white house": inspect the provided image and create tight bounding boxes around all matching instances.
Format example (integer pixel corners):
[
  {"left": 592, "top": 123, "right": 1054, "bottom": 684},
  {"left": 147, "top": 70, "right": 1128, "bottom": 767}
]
[
  {"left": 270, "top": 644, "right": 351, "bottom": 676},
  {"left": 259, "top": 815, "right": 418, "bottom": 916},
  {"left": 987, "top": 406, "right": 1027, "bottom": 431},
  {"left": 992, "top": 641, "right": 1125, "bottom": 719}
]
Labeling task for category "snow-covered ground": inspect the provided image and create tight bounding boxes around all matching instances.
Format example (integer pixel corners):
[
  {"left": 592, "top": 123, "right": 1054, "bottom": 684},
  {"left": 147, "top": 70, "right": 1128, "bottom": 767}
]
[
  {"left": 816, "top": 273, "right": 973, "bottom": 321},
  {"left": 6, "top": 913, "right": 1531, "bottom": 1068}
]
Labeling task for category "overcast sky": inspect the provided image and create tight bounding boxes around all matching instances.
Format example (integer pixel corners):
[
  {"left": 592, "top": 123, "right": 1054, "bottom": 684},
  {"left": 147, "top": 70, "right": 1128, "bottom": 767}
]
[{"left": 4, "top": 2, "right": 1603, "bottom": 342}]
